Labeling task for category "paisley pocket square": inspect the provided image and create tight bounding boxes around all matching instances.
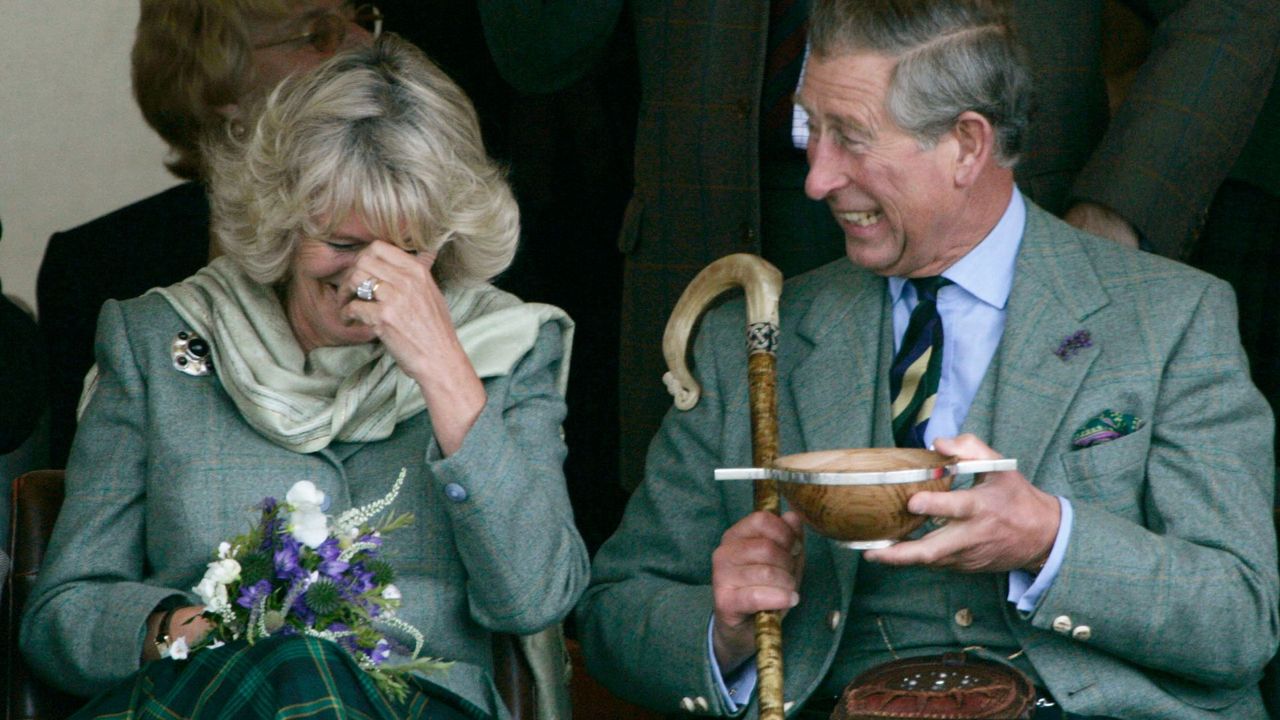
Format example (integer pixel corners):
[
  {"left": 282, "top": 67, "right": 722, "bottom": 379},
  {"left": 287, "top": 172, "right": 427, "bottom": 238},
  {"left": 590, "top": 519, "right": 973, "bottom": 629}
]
[{"left": 1072, "top": 409, "right": 1145, "bottom": 448}]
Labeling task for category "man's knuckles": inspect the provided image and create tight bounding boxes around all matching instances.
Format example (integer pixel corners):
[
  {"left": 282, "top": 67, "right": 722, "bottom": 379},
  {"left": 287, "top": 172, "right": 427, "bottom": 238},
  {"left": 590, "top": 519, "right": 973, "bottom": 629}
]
[
  {"left": 736, "top": 562, "right": 797, "bottom": 588},
  {"left": 716, "top": 535, "right": 797, "bottom": 565},
  {"left": 714, "top": 585, "right": 794, "bottom": 617},
  {"left": 724, "top": 511, "right": 795, "bottom": 540}
]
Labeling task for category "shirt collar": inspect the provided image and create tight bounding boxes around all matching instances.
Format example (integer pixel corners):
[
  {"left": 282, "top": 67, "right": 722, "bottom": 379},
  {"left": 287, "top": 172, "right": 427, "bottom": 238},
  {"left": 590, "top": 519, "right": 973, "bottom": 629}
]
[{"left": 889, "top": 186, "right": 1025, "bottom": 309}]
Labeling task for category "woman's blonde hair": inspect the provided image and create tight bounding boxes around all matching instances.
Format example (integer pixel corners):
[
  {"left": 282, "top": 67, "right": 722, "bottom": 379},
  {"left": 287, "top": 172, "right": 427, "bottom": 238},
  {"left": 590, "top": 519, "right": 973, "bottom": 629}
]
[
  {"left": 207, "top": 35, "right": 519, "bottom": 288},
  {"left": 132, "top": 0, "right": 299, "bottom": 180}
]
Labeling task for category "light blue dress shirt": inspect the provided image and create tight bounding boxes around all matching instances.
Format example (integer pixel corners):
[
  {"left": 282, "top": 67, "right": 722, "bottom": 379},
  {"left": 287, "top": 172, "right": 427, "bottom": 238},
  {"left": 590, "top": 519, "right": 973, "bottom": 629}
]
[{"left": 712, "top": 188, "right": 1076, "bottom": 709}]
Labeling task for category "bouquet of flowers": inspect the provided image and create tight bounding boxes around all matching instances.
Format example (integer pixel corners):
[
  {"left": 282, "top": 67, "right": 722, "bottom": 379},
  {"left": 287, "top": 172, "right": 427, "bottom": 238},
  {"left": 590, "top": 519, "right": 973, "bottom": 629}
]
[{"left": 187, "top": 468, "right": 449, "bottom": 702}]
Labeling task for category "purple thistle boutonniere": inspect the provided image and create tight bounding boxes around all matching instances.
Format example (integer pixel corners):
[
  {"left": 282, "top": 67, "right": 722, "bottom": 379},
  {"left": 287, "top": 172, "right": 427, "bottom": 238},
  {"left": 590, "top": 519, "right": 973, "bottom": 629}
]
[{"left": 1054, "top": 330, "right": 1093, "bottom": 361}]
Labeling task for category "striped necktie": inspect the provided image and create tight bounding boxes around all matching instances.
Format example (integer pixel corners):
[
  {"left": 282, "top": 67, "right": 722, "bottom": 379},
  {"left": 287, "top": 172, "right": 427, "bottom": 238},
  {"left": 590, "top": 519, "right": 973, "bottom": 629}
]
[{"left": 890, "top": 277, "right": 952, "bottom": 448}]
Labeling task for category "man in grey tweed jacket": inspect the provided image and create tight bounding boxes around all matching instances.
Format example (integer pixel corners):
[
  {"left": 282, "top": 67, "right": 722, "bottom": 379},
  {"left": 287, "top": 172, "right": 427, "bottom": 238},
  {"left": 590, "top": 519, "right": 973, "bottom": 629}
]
[
  {"left": 479, "top": 0, "right": 1280, "bottom": 494},
  {"left": 577, "top": 2, "right": 1278, "bottom": 718}
]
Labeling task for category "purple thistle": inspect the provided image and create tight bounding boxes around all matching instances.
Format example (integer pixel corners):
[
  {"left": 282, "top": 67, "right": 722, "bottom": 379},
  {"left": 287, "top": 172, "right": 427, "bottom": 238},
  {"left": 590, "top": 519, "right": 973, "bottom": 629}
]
[
  {"left": 317, "top": 537, "right": 342, "bottom": 559},
  {"left": 342, "top": 565, "right": 376, "bottom": 597},
  {"left": 1054, "top": 329, "right": 1093, "bottom": 361},
  {"left": 290, "top": 592, "right": 317, "bottom": 626},
  {"left": 368, "top": 638, "right": 392, "bottom": 666},
  {"left": 274, "top": 535, "right": 307, "bottom": 581},
  {"left": 259, "top": 505, "right": 284, "bottom": 554},
  {"left": 316, "top": 538, "right": 350, "bottom": 578},
  {"left": 236, "top": 579, "right": 273, "bottom": 610}
]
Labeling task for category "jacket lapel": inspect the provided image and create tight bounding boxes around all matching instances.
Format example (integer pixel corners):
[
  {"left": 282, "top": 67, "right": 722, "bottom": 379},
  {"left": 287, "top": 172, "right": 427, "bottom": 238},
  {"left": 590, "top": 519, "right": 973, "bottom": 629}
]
[
  {"left": 981, "top": 202, "right": 1109, "bottom": 485},
  {"left": 787, "top": 263, "right": 893, "bottom": 455}
]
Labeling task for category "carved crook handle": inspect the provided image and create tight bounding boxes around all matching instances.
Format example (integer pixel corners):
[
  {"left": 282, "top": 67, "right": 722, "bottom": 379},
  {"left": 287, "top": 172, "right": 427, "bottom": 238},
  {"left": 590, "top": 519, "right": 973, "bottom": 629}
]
[
  {"left": 662, "top": 253, "right": 784, "bottom": 409},
  {"left": 661, "top": 253, "right": 788, "bottom": 720}
]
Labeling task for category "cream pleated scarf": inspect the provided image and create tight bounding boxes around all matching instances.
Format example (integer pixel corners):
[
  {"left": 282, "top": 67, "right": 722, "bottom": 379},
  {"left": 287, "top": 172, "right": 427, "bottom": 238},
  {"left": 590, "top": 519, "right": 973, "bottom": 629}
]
[{"left": 82, "top": 257, "right": 572, "bottom": 454}]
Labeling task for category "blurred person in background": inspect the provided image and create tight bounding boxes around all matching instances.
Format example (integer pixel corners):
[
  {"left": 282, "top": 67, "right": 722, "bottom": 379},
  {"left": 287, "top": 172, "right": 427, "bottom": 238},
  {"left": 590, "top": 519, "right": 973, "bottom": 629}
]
[
  {"left": 1, "top": 218, "right": 46, "bottom": 457},
  {"left": 39, "top": 0, "right": 381, "bottom": 468}
]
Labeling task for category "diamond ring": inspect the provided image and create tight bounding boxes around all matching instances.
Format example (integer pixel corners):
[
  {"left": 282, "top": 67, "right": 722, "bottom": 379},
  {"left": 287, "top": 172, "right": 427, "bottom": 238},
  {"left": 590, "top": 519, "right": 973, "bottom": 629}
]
[{"left": 355, "top": 277, "right": 381, "bottom": 302}]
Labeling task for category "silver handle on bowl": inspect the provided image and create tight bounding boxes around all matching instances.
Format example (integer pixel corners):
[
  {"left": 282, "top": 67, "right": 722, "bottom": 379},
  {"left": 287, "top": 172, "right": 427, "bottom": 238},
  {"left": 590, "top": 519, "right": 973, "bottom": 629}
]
[
  {"left": 715, "top": 467, "right": 769, "bottom": 481},
  {"left": 949, "top": 458, "right": 1018, "bottom": 475}
]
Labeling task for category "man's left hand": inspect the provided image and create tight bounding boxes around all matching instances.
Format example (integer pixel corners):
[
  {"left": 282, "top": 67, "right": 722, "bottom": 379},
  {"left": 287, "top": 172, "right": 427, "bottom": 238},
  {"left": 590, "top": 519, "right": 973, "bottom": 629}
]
[
  {"left": 862, "top": 434, "right": 1059, "bottom": 573},
  {"left": 1063, "top": 202, "right": 1140, "bottom": 249}
]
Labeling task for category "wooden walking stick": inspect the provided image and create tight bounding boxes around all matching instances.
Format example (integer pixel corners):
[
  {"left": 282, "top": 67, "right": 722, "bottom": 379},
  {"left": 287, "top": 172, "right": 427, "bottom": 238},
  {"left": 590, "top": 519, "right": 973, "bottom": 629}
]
[{"left": 663, "top": 253, "right": 786, "bottom": 720}]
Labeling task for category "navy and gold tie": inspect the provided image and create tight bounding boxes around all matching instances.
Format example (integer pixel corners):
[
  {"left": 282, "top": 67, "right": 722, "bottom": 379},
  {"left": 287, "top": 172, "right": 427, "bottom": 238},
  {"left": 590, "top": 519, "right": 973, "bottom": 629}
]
[{"left": 890, "top": 277, "right": 952, "bottom": 448}]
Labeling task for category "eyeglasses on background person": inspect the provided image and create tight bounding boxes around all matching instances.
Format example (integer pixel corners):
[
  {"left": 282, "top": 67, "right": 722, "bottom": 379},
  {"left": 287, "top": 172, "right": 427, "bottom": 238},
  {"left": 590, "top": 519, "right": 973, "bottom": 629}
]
[{"left": 255, "top": 4, "right": 383, "bottom": 54}]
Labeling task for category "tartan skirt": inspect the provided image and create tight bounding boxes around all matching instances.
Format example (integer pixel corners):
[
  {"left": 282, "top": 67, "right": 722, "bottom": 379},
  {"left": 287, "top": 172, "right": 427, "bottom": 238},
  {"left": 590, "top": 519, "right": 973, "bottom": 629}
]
[{"left": 70, "top": 634, "right": 490, "bottom": 720}]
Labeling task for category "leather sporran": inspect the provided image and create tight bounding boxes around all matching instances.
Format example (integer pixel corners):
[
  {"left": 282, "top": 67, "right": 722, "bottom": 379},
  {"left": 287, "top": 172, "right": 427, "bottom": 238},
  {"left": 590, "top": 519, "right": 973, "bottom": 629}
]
[{"left": 831, "top": 652, "right": 1035, "bottom": 720}]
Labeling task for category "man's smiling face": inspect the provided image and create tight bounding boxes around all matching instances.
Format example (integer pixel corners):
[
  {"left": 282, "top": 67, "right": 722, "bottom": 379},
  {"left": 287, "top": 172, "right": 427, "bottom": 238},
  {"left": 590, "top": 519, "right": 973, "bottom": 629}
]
[{"left": 800, "top": 51, "right": 971, "bottom": 278}]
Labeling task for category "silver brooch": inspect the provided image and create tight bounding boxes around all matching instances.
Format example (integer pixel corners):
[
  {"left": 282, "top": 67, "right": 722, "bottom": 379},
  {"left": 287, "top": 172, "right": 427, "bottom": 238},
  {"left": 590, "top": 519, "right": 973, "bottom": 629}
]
[{"left": 172, "top": 331, "right": 213, "bottom": 377}]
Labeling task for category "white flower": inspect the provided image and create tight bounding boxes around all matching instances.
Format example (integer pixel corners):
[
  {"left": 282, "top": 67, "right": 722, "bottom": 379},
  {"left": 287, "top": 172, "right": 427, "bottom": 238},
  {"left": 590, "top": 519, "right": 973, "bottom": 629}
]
[
  {"left": 286, "top": 481, "right": 332, "bottom": 548},
  {"left": 194, "top": 576, "right": 228, "bottom": 609},
  {"left": 286, "top": 481, "right": 326, "bottom": 511},
  {"left": 165, "top": 636, "right": 189, "bottom": 660},
  {"left": 290, "top": 508, "right": 330, "bottom": 549},
  {"left": 206, "top": 558, "right": 241, "bottom": 585},
  {"left": 381, "top": 584, "right": 401, "bottom": 601},
  {"left": 193, "top": 558, "right": 238, "bottom": 610},
  {"left": 217, "top": 541, "right": 233, "bottom": 559}
]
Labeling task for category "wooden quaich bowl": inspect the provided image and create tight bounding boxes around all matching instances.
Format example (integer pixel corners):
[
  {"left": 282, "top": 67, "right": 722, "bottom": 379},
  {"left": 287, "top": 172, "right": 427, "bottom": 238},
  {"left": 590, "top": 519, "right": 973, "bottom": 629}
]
[{"left": 717, "top": 448, "right": 1017, "bottom": 548}]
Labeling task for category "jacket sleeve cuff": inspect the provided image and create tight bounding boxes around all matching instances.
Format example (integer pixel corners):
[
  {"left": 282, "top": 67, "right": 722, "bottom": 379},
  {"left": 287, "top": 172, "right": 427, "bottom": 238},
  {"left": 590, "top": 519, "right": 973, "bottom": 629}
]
[{"left": 1008, "top": 496, "right": 1074, "bottom": 614}]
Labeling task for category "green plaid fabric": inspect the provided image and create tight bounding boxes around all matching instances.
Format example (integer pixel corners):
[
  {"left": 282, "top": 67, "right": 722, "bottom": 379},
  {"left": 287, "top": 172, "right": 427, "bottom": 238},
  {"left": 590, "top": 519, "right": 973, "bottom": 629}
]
[{"left": 70, "top": 635, "right": 488, "bottom": 720}]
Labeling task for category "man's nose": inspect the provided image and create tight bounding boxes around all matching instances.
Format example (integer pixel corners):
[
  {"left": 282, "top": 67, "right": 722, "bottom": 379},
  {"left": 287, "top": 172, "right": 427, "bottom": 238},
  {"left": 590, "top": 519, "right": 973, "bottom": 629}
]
[{"left": 804, "top": 138, "right": 846, "bottom": 201}]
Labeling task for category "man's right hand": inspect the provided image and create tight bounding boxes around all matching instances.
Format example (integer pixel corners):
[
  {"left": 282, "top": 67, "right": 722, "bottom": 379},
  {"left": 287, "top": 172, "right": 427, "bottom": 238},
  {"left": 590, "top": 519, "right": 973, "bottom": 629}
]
[{"left": 711, "top": 510, "right": 806, "bottom": 674}]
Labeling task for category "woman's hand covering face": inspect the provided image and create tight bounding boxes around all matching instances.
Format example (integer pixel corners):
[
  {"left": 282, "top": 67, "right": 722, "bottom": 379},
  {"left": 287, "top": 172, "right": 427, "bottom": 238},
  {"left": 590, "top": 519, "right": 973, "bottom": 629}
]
[
  {"left": 340, "top": 240, "right": 460, "bottom": 376},
  {"left": 284, "top": 215, "right": 487, "bottom": 454},
  {"left": 345, "top": 240, "right": 488, "bottom": 455}
]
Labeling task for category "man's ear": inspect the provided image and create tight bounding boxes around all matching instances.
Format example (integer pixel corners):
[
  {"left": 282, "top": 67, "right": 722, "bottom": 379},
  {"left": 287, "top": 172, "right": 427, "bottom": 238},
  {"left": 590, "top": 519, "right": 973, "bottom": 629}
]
[{"left": 951, "top": 110, "right": 996, "bottom": 187}]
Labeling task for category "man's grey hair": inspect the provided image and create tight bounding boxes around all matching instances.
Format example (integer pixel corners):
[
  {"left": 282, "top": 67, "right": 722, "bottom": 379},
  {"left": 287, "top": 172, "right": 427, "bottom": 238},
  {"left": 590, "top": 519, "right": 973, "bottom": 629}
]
[
  {"left": 810, "top": 0, "right": 1032, "bottom": 167},
  {"left": 207, "top": 34, "right": 519, "bottom": 288}
]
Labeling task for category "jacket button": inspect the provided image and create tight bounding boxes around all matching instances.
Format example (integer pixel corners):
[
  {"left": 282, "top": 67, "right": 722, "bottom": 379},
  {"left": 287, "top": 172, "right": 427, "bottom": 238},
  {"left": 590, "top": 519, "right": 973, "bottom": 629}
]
[
  {"left": 444, "top": 482, "right": 468, "bottom": 502},
  {"left": 740, "top": 222, "right": 757, "bottom": 244},
  {"left": 827, "top": 610, "right": 842, "bottom": 631},
  {"left": 1072, "top": 625, "right": 1092, "bottom": 641},
  {"left": 694, "top": 696, "right": 709, "bottom": 711},
  {"left": 953, "top": 608, "right": 974, "bottom": 627},
  {"left": 680, "top": 697, "right": 695, "bottom": 712},
  {"left": 1051, "top": 615, "right": 1073, "bottom": 634}
]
